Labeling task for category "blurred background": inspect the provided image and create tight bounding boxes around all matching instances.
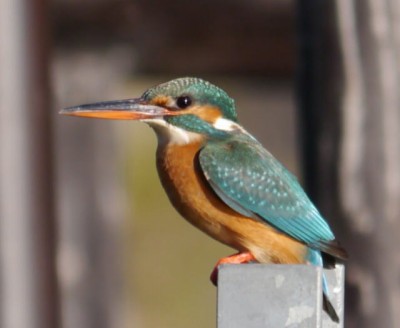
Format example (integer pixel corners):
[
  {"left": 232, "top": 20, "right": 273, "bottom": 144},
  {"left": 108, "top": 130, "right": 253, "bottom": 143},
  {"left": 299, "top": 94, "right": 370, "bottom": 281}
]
[{"left": 1, "top": 0, "right": 399, "bottom": 328}]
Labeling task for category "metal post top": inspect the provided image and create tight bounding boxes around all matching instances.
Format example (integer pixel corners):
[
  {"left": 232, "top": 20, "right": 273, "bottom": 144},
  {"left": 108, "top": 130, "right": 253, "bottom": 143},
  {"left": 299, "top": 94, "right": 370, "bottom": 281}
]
[{"left": 217, "top": 264, "right": 344, "bottom": 328}]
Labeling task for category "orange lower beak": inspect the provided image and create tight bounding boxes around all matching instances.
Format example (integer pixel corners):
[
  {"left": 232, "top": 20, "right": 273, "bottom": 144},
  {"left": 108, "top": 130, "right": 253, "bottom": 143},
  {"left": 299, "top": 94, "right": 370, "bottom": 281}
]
[{"left": 60, "top": 98, "right": 174, "bottom": 120}]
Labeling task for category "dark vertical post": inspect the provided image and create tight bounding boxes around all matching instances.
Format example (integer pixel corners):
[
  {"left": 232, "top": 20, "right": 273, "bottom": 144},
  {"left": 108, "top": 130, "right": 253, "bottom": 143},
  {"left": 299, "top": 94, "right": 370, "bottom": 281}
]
[
  {"left": 297, "top": 0, "right": 344, "bottom": 204},
  {"left": 297, "top": 1, "right": 400, "bottom": 327},
  {"left": 0, "top": 0, "right": 60, "bottom": 327}
]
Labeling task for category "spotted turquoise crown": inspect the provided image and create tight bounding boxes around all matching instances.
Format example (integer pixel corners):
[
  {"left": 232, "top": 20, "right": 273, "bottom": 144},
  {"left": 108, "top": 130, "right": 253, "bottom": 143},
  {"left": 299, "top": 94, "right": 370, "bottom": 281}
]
[{"left": 142, "top": 77, "right": 237, "bottom": 122}]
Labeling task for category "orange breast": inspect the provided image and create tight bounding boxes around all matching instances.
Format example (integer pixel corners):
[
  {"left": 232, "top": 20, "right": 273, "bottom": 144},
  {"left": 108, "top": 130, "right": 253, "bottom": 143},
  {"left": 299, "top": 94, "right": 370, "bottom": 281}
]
[{"left": 156, "top": 141, "right": 308, "bottom": 264}]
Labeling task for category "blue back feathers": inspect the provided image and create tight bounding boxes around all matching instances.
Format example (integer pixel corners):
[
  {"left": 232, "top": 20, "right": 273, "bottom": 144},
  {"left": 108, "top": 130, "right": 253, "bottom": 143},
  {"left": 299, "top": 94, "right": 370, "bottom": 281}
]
[{"left": 199, "top": 133, "right": 343, "bottom": 257}]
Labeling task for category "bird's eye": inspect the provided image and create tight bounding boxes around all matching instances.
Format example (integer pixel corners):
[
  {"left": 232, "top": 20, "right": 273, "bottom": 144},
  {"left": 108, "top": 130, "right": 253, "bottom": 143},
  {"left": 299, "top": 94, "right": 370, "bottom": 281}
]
[{"left": 176, "top": 96, "right": 192, "bottom": 109}]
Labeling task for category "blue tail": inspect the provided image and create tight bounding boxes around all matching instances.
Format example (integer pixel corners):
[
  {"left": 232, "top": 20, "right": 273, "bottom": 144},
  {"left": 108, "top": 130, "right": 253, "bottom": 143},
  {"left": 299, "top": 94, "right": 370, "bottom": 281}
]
[{"left": 307, "top": 249, "right": 339, "bottom": 323}]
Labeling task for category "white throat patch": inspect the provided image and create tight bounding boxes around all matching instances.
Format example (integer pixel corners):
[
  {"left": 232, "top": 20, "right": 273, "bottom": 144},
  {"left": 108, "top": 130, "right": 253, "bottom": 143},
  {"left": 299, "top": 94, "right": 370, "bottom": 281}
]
[{"left": 144, "top": 119, "right": 203, "bottom": 145}]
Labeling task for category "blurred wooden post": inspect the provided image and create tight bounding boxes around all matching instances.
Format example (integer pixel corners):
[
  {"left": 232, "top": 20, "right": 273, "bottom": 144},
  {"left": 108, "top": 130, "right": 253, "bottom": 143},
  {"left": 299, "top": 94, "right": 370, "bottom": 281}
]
[
  {"left": 297, "top": 1, "right": 400, "bottom": 327},
  {"left": 0, "top": 0, "right": 60, "bottom": 327}
]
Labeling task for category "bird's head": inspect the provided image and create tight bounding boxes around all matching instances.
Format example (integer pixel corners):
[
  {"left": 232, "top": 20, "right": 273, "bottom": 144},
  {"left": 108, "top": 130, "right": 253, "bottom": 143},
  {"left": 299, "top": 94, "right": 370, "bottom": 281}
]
[{"left": 62, "top": 77, "right": 241, "bottom": 144}]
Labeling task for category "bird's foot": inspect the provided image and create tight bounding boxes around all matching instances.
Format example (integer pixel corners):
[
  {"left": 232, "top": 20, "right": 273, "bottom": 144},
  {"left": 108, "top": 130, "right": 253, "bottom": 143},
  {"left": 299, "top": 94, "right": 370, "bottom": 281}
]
[{"left": 210, "top": 251, "right": 256, "bottom": 286}]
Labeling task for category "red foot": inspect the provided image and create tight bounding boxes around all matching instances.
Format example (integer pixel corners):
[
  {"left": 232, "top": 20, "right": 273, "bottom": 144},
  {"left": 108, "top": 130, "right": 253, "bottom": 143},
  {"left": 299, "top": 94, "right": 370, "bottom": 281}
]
[{"left": 210, "top": 252, "right": 256, "bottom": 286}]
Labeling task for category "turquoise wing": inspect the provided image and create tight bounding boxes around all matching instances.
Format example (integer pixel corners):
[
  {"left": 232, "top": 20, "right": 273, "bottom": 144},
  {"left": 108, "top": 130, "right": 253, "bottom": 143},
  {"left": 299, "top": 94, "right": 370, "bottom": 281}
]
[{"left": 199, "top": 134, "right": 346, "bottom": 259}]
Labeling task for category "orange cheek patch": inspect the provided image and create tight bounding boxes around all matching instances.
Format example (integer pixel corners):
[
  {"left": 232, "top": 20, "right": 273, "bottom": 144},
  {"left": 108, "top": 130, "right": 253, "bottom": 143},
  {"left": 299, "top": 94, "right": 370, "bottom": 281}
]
[{"left": 189, "top": 105, "right": 222, "bottom": 124}]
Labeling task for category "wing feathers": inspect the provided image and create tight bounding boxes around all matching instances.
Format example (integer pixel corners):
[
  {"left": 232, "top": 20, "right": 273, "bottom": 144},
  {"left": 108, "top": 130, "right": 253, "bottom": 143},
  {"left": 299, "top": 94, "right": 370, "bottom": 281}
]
[{"left": 199, "top": 135, "right": 345, "bottom": 258}]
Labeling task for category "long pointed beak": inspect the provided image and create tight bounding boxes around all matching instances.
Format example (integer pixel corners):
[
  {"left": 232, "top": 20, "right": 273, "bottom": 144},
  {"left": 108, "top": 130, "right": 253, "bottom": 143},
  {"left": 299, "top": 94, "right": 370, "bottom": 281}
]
[{"left": 60, "top": 98, "right": 175, "bottom": 120}]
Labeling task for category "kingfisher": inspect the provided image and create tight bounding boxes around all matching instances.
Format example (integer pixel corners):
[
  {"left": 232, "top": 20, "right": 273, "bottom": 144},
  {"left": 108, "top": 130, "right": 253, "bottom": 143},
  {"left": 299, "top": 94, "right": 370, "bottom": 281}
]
[{"left": 61, "top": 77, "right": 347, "bottom": 322}]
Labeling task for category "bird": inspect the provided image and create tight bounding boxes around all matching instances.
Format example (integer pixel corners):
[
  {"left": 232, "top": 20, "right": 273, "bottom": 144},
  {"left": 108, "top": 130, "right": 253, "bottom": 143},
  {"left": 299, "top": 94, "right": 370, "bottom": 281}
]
[{"left": 61, "top": 77, "right": 347, "bottom": 322}]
